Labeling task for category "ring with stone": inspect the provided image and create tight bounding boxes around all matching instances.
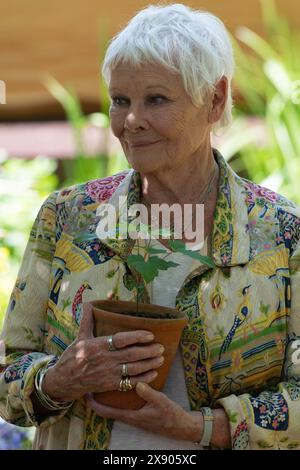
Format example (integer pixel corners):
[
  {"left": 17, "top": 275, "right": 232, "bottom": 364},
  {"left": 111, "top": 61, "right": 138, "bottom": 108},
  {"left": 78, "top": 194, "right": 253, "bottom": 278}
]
[{"left": 107, "top": 335, "right": 117, "bottom": 351}]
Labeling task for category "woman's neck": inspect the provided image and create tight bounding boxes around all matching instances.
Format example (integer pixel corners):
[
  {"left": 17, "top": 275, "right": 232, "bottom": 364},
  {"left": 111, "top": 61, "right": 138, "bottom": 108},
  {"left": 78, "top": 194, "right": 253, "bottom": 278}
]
[
  {"left": 140, "top": 150, "right": 218, "bottom": 207},
  {"left": 138, "top": 149, "right": 219, "bottom": 246}
]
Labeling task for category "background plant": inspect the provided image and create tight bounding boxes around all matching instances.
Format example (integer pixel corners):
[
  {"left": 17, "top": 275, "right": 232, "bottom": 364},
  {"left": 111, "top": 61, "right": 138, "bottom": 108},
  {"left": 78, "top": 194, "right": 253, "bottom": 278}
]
[
  {"left": 0, "top": 418, "right": 34, "bottom": 450},
  {"left": 220, "top": 0, "right": 300, "bottom": 203},
  {"left": 44, "top": 30, "right": 129, "bottom": 188},
  {"left": 0, "top": 153, "right": 58, "bottom": 328}
]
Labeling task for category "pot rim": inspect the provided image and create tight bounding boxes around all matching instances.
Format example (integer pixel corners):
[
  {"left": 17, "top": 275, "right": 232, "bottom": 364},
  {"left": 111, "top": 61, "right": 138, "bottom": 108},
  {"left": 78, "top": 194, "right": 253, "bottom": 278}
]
[{"left": 88, "top": 299, "right": 187, "bottom": 322}]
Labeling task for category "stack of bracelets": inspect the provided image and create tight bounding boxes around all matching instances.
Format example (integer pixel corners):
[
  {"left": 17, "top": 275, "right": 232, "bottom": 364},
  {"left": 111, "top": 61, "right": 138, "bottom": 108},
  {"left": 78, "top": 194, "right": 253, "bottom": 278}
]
[{"left": 34, "top": 359, "right": 73, "bottom": 411}]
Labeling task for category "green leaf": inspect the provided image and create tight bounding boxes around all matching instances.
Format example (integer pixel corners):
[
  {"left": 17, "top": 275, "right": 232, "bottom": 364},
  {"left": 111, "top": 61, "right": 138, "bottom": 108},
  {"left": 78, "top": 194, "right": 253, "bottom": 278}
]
[
  {"left": 236, "top": 26, "right": 278, "bottom": 62},
  {"left": 168, "top": 239, "right": 214, "bottom": 268},
  {"left": 182, "top": 252, "right": 214, "bottom": 268},
  {"left": 264, "top": 59, "right": 292, "bottom": 99},
  {"left": 127, "top": 254, "right": 179, "bottom": 283},
  {"left": 123, "top": 272, "right": 136, "bottom": 291},
  {"left": 127, "top": 254, "right": 145, "bottom": 269},
  {"left": 149, "top": 256, "right": 179, "bottom": 271},
  {"left": 127, "top": 254, "right": 154, "bottom": 283},
  {"left": 146, "top": 246, "right": 168, "bottom": 254},
  {"left": 167, "top": 239, "right": 185, "bottom": 251}
]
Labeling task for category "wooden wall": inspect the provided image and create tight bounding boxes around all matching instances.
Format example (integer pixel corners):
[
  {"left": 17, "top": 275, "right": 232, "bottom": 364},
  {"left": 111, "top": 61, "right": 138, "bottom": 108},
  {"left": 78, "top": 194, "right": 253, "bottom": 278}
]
[{"left": 0, "top": 0, "right": 299, "bottom": 120}]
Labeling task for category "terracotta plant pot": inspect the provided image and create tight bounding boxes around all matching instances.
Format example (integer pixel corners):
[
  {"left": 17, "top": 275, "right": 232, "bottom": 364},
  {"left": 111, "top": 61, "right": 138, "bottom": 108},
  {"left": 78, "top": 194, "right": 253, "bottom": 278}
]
[{"left": 85, "top": 299, "right": 188, "bottom": 410}]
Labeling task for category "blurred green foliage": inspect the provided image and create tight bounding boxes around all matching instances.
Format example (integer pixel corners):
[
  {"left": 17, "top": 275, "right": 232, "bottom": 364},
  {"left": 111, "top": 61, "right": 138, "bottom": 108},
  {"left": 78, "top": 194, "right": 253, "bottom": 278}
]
[
  {"left": 222, "top": 0, "right": 300, "bottom": 203},
  {"left": 0, "top": 153, "right": 58, "bottom": 326},
  {"left": 44, "top": 35, "right": 129, "bottom": 189}
]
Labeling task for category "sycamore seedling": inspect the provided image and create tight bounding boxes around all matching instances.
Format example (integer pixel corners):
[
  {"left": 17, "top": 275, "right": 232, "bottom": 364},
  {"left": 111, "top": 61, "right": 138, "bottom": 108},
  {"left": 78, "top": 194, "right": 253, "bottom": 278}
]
[{"left": 125, "top": 223, "right": 214, "bottom": 314}]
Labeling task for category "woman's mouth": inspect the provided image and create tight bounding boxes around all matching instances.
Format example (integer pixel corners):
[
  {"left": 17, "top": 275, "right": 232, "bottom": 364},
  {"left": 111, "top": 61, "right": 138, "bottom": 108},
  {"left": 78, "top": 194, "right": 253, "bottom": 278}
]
[{"left": 129, "top": 140, "right": 162, "bottom": 148}]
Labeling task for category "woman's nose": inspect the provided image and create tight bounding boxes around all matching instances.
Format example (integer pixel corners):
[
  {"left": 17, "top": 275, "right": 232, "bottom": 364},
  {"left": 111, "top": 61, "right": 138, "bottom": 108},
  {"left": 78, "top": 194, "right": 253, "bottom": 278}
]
[{"left": 124, "top": 104, "right": 149, "bottom": 131}]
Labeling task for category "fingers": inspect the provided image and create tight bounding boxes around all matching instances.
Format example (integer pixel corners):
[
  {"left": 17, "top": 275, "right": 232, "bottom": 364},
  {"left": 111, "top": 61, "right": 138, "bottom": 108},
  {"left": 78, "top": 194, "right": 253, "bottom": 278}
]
[
  {"left": 119, "top": 355, "right": 165, "bottom": 378},
  {"left": 85, "top": 393, "right": 136, "bottom": 421},
  {"left": 96, "top": 330, "right": 164, "bottom": 361},
  {"left": 75, "top": 328, "right": 165, "bottom": 395},
  {"left": 135, "top": 382, "right": 162, "bottom": 401},
  {"left": 112, "top": 330, "right": 154, "bottom": 349},
  {"left": 86, "top": 385, "right": 164, "bottom": 421},
  {"left": 115, "top": 343, "right": 164, "bottom": 363},
  {"left": 78, "top": 302, "right": 95, "bottom": 340},
  {"left": 91, "top": 368, "right": 159, "bottom": 394},
  {"left": 102, "top": 349, "right": 164, "bottom": 392},
  {"left": 116, "top": 369, "right": 158, "bottom": 390}
]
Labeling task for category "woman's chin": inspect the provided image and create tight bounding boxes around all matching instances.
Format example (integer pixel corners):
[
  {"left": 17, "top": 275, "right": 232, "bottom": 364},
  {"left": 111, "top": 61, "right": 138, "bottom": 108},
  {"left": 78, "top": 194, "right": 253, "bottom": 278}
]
[{"left": 126, "top": 157, "right": 161, "bottom": 174}]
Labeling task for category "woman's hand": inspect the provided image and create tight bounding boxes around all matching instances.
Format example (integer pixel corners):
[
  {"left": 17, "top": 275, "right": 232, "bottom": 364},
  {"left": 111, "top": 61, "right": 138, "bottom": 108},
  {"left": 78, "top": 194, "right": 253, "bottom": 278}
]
[
  {"left": 86, "top": 383, "right": 203, "bottom": 442},
  {"left": 42, "top": 304, "right": 165, "bottom": 402}
]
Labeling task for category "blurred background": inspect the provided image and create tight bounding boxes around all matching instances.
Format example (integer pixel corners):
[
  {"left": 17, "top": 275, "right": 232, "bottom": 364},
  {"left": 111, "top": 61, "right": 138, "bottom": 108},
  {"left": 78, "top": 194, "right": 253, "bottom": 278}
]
[{"left": 0, "top": 0, "right": 300, "bottom": 448}]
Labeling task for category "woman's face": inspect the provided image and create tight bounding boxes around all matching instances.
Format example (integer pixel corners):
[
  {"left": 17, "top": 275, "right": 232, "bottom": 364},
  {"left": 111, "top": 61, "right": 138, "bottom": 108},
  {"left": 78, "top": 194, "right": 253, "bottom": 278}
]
[{"left": 108, "top": 62, "right": 213, "bottom": 174}]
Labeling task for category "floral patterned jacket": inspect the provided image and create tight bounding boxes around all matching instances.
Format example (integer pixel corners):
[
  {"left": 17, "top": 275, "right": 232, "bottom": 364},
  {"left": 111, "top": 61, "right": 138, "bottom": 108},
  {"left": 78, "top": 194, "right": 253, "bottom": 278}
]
[{"left": 1, "top": 149, "right": 300, "bottom": 450}]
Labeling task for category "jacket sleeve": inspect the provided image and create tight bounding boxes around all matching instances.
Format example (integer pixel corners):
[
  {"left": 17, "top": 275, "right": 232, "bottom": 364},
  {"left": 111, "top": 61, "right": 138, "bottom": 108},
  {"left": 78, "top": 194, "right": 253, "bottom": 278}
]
[
  {"left": 0, "top": 191, "right": 70, "bottom": 428},
  {"left": 216, "top": 240, "right": 300, "bottom": 450}
]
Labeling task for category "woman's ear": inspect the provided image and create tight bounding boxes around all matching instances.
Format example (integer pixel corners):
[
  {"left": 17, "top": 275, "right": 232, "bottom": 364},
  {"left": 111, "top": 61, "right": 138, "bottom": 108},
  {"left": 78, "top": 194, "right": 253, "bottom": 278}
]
[{"left": 208, "top": 76, "right": 228, "bottom": 124}]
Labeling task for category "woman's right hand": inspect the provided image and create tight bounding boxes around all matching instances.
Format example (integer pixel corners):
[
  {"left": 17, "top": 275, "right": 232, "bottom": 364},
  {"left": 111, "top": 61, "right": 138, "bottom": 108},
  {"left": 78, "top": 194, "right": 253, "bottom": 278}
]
[{"left": 42, "top": 304, "right": 165, "bottom": 402}]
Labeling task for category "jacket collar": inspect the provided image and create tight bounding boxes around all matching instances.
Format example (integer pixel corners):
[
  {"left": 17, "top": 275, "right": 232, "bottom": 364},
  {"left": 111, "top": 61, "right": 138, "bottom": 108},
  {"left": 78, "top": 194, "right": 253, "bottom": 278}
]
[
  {"left": 211, "top": 149, "right": 250, "bottom": 266},
  {"left": 98, "top": 149, "right": 251, "bottom": 267}
]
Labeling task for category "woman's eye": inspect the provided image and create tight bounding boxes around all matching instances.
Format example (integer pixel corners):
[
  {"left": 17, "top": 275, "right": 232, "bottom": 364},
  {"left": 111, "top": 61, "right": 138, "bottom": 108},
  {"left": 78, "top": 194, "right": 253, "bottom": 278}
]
[
  {"left": 148, "top": 95, "right": 167, "bottom": 104},
  {"left": 110, "top": 95, "right": 168, "bottom": 107},
  {"left": 111, "top": 96, "right": 129, "bottom": 106}
]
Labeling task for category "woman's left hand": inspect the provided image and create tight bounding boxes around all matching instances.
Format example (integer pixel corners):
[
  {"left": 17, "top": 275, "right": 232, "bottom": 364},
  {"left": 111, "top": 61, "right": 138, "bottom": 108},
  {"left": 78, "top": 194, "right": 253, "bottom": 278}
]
[{"left": 86, "top": 383, "right": 202, "bottom": 442}]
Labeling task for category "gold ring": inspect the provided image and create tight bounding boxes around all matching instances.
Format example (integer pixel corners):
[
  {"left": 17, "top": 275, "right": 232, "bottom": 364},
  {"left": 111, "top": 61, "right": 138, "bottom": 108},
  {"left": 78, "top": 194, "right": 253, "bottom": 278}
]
[
  {"left": 107, "top": 335, "right": 117, "bottom": 351},
  {"left": 118, "top": 377, "right": 133, "bottom": 392},
  {"left": 125, "top": 377, "right": 133, "bottom": 391},
  {"left": 121, "top": 363, "right": 128, "bottom": 377}
]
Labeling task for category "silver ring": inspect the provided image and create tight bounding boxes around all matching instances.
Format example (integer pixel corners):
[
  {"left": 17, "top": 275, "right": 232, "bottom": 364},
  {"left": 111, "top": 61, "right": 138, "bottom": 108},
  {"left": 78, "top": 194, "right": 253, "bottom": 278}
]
[
  {"left": 121, "top": 363, "right": 128, "bottom": 377},
  {"left": 107, "top": 335, "right": 117, "bottom": 351}
]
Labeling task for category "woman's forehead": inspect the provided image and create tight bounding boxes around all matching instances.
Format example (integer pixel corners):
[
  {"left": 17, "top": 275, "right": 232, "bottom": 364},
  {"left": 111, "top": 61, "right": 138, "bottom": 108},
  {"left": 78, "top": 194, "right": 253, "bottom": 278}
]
[{"left": 109, "top": 62, "right": 182, "bottom": 91}]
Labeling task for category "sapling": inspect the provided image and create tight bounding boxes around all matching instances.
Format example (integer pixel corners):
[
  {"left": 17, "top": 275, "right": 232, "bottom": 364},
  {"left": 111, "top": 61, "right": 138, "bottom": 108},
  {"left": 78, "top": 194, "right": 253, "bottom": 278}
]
[{"left": 126, "top": 222, "right": 214, "bottom": 315}]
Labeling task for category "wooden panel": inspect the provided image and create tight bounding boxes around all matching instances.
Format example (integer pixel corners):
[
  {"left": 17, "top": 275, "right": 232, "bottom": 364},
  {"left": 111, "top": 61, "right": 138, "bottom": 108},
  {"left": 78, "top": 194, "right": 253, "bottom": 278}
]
[{"left": 0, "top": 0, "right": 299, "bottom": 120}]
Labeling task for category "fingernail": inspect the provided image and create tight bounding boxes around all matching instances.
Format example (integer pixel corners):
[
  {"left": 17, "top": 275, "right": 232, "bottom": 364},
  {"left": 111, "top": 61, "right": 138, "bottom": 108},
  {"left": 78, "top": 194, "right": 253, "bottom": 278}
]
[
  {"left": 137, "top": 382, "right": 146, "bottom": 392},
  {"left": 158, "top": 356, "right": 164, "bottom": 363},
  {"left": 159, "top": 346, "right": 165, "bottom": 353},
  {"left": 145, "top": 333, "right": 154, "bottom": 341}
]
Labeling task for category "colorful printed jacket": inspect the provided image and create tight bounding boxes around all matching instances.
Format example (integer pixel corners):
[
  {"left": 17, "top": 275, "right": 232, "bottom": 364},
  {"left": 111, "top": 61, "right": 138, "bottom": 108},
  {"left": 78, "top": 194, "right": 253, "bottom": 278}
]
[{"left": 1, "top": 150, "right": 300, "bottom": 450}]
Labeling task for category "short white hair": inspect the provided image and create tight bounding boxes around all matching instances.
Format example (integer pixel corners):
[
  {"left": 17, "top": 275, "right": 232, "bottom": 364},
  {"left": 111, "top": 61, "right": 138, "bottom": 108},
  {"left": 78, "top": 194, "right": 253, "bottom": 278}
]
[{"left": 102, "top": 3, "right": 235, "bottom": 132}]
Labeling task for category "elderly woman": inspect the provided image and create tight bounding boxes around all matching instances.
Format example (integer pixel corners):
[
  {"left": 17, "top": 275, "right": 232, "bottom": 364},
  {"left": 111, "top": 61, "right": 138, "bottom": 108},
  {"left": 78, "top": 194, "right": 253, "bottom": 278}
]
[{"left": 1, "top": 3, "right": 300, "bottom": 451}]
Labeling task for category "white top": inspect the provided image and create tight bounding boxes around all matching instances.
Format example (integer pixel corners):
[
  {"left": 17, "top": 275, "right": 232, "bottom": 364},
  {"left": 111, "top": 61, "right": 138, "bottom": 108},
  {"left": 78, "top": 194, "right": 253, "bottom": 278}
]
[{"left": 108, "top": 238, "right": 207, "bottom": 450}]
